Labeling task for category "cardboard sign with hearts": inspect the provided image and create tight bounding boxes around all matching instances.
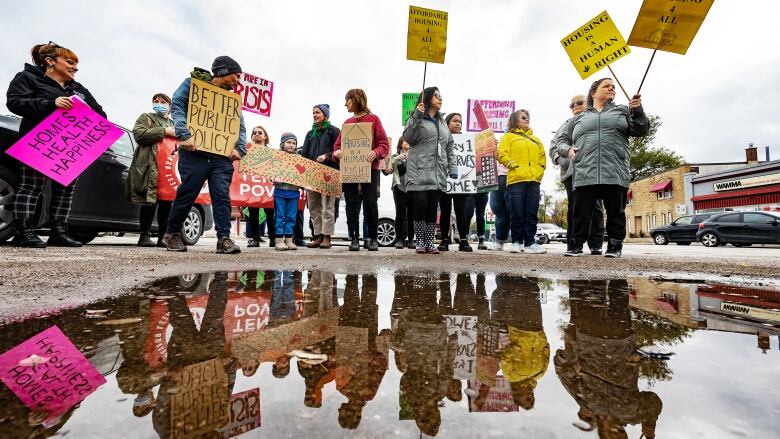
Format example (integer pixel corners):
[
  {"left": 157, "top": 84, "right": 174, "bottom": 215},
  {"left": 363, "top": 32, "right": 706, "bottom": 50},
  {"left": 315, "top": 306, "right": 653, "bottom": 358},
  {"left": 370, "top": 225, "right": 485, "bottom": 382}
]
[{"left": 239, "top": 144, "right": 342, "bottom": 197}]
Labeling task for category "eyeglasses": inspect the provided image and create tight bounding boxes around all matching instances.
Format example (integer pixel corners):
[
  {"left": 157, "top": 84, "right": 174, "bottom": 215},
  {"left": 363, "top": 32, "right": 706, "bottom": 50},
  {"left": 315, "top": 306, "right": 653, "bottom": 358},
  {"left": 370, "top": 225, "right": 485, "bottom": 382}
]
[
  {"left": 47, "top": 41, "right": 62, "bottom": 48},
  {"left": 520, "top": 115, "right": 530, "bottom": 121},
  {"left": 433, "top": 92, "right": 442, "bottom": 99},
  {"left": 569, "top": 100, "right": 585, "bottom": 109},
  {"left": 251, "top": 131, "right": 264, "bottom": 136}
]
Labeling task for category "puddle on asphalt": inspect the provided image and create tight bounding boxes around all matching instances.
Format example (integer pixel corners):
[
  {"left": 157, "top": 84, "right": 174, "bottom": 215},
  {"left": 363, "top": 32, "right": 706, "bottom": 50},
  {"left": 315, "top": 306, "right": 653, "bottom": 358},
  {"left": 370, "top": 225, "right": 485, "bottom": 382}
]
[{"left": 0, "top": 270, "right": 778, "bottom": 438}]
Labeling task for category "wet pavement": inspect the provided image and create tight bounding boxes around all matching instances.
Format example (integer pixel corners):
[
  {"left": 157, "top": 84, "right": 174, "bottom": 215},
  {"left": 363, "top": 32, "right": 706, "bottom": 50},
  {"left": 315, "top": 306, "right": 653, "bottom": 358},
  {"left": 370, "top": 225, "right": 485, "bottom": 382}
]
[{"left": 0, "top": 270, "right": 778, "bottom": 438}]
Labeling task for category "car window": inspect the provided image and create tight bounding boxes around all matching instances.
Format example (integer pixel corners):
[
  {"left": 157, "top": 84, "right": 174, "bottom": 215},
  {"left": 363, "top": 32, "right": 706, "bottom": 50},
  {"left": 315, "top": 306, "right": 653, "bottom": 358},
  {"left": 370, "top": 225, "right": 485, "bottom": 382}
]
[
  {"left": 674, "top": 217, "right": 693, "bottom": 225},
  {"left": 694, "top": 215, "right": 711, "bottom": 223},
  {"left": 109, "top": 131, "right": 135, "bottom": 158},
  {"left": 743, "top": 213, "right": 770, "bottom": 223},
  {"left": 718, "top": 213, "right": 741, "bottom": 223}
]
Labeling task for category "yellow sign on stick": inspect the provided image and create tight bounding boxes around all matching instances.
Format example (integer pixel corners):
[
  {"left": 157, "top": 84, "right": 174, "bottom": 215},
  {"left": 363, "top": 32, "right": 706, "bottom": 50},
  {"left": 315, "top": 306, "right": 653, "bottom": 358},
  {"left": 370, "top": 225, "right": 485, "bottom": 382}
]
[
  {"left": 407, "top": 5, "right": 448, "bottom": 64},
  {"left": 628, "top": 0, "right": 714, "bottom": 55},
  {"left": 561, "top": 10, "right": 631, "bottom": 80},
  {"left": 187, "top": 78, "right": 242, "bottom": 157}
]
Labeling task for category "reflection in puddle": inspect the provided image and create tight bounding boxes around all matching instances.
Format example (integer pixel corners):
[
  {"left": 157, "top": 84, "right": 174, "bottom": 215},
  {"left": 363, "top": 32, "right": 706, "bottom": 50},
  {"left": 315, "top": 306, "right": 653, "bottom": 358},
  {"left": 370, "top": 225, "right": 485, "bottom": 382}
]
[{"left": 0, "top": 271, "right": 778, "bottom": 438}]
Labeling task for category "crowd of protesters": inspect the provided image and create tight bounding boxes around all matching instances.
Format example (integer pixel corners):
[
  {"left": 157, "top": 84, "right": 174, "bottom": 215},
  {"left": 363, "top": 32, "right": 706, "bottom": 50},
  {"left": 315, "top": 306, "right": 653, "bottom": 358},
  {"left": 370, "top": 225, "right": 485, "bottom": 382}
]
[{"left": 5, "top": 44, "right": 647, "bottom": 257}]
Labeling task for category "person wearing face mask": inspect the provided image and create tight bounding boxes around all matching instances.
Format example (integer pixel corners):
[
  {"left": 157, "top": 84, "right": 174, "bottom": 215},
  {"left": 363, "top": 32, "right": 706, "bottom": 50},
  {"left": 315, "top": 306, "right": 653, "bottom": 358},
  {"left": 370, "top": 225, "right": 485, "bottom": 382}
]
[
  {"left": 301, "top": 104, "right": 340, "bottom": 249},
  {"left": 6, "top": 42, "right": 106, "bottom": 248},
  {"left": 163, "top": 56, "right": 246, "bottom": 254},
  {"left": 557, "top": 78, "right": 648, "bottom": 258},
  {"left": 403, "top": 87, "right": 457, "bottom": 254},
  {"left": 126, "top": 93, "right": 176, "bottom": 247},
  {"left": 549, "top": 95, "right": 605, "bottom": 255}
]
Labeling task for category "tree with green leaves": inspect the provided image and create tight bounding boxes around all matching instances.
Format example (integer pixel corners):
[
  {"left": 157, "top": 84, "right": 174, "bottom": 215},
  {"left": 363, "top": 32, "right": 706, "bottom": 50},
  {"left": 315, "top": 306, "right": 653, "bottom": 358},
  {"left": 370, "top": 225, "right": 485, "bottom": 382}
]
[{"left": 630, "top": 114, "right": 684, "bottom": 181}]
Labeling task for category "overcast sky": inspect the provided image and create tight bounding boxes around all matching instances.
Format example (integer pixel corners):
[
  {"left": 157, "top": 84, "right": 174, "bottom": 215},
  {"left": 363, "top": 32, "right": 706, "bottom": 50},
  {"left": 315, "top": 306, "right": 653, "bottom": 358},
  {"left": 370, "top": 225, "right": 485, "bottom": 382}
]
[{"left": 2, "top": 0, "right": 779, "bottom": 198}]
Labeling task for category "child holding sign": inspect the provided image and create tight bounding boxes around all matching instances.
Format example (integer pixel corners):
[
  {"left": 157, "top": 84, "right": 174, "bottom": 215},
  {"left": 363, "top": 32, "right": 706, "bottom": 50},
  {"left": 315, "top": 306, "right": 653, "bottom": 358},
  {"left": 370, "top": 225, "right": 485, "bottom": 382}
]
[{"left": 274, "top": 133, "right": 302, "bottom": 251}]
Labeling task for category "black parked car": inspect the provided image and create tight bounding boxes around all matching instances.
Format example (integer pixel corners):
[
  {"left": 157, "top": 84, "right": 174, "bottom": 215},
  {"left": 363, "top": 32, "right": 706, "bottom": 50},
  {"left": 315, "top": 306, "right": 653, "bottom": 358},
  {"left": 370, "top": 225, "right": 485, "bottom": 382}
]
[
  {"left": 696, "top": 211, "right": 780, "bottom": 247},
  {"left": 0, "top": 114, "right": 212, "bottom": 244},
  {"left": 650, "top": 213, "right": 714, "bottom": 245}
]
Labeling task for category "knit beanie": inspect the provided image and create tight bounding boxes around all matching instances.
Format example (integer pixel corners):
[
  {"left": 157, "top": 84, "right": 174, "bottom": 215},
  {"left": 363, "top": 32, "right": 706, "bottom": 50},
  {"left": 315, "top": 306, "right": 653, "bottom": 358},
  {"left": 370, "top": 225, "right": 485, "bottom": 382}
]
[
  {"left": 211, "top": 56, "right": 242, "bottom": 77},
  {"left": 314, "top": 104, "right": 330, "bottom": 120},
  {"left": 418, "top": 87, "right": 439, "bottom": 113},
  {"left": 280, "top": 132, "right": 297, "bottom": 146}
]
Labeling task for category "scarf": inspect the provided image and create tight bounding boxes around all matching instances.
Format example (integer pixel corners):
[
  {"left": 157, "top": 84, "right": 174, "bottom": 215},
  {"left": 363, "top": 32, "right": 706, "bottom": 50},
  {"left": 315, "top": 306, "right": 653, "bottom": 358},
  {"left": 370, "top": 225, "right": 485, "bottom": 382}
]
[{"left": 310, "top": 120, "right": 331, "bottom": 139}]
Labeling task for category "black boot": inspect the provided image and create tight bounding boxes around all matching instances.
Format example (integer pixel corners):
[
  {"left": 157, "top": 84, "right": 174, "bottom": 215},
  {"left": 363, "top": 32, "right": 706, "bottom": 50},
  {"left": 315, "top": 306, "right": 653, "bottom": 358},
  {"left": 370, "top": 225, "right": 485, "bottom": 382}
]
[
  {"left": 438, "top": 239, "right": 450, "bottom": 252},
  {"left": 564, "top": 241, "right": 583, "bottom": 257},
  {"left": 368, "top": 238, "right": 379, "bottom": 251},
  {"left": 47, "top": 221, "right": 82, "bottom": 247},
  {"left": 605, "top": 239, "right": 623, "bottom": 258},
  {"left": 363, "top": 239, "right": 369, "bottom": 249},
  {"left": 12, "top": 219, "right": 46, "bottom": 248},
  {"left": 459, "top": 239, "right": 473, "bottom": 252},
  {"left": 137, "top": 232, "right": 155, "bottom": 247},
  {"left": 349, "top": 236, "right": 360, "bottom": 251},
  {"left": 477, "top": 237, "right": 488, "bottom": 250}
]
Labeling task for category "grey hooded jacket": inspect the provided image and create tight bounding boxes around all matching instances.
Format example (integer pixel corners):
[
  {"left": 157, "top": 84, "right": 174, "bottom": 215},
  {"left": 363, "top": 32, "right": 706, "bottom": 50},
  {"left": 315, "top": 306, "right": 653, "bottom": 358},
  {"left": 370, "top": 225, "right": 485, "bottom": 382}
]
[
  {"left": 556, "top": 102, "right": 648, "bottom": 188},
  {"left": 402, "top": 109, "right": 456, "bottom": 192},
  {"left": 550, "top": 119, "right": 574, "bottom": 182}
]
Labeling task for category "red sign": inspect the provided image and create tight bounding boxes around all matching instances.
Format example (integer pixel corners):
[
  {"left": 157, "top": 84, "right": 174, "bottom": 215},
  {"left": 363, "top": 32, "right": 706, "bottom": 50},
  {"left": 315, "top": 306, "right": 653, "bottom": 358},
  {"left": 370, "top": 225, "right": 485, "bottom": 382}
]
[{"left": 218, "top": 388, "right": 261, "bottom": 438}]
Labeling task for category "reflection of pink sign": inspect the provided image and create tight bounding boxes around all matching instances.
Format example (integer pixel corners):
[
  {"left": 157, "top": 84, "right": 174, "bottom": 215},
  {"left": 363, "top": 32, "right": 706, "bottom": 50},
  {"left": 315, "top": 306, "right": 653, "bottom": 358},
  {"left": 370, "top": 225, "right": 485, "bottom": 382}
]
[
  {"left": 218, "top": 388, "right": 261, "bottom": 438},
  {"left": 233, "top": 71, "right": 274, "bottom": 117},
  {"left": 0, "top": 326, "right": 106, "bottom": 422},
  {"left": 467, "top": 377, "right": 518, "bottom": 413},
  {"left": 5, "top": 97, "right": 123, "bottom": 186}
]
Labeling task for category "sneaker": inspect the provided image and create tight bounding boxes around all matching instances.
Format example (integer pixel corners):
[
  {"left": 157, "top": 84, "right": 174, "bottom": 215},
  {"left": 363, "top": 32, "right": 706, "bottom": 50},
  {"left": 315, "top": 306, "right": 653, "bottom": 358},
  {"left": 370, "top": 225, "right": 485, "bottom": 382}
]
[
  {"left": 427, "top": 246, "right": 440, "bottom": 254},
  {"left": 604, "top": 239, "right": 623, "bottom": 258},
  {"left": 216, "top": 237, "right": 241, "bottom": 254},
  {"left": 524, "top": 243, "right": 547, "bottom": 254},
  {"left": 394, "top": 241, "right": 405, "bottom": 249},
  {"left": 165, "top": 233, "right": 186, "bottom": 252},
  {"left": 437, "top": 239, "right": 450, "bottom": 252},
  {"left": 247, "top": 239, "right": 260, "bottom": 248},
  {"left": 491, "top": 241, "right": 504, "bottom": 251},
  {"left": 590, "top": 249, "right": 603, "bottom": 256},
  {"left": 564, "top": 244, "right": 584, "bottom": 257},
  {"left": 477, "top": 237, "right": 488, "bottom": 250},
  {"left": 416, "top": 246, "right": 427, "bottom": 254},
  {"left": 510, "top": 243, "right": 523, "bottom": 253}
]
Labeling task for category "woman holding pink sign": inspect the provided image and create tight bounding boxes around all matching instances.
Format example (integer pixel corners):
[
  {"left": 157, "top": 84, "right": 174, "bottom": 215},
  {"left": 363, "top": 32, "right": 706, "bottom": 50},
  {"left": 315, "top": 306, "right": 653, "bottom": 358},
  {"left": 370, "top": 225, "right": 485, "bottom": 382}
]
[{"left": 6, "top": 42, "right": 106, "bottom": 248}]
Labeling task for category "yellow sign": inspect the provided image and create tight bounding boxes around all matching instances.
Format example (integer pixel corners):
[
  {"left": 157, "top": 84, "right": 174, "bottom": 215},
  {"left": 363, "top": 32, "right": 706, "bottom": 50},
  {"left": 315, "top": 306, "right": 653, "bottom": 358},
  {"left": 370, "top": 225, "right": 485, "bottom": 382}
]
[
  {"left": 187, "top": 78, "right": 242, "bottom": 157},
  {"left": 407, "top": 5, "right": 448, "bottom": 64},
  {"left": 561, "top": 10, "right": 631, "bottom": 80},
  {"left": 628, "top": 0, "right": 714, "bottom": 55}
]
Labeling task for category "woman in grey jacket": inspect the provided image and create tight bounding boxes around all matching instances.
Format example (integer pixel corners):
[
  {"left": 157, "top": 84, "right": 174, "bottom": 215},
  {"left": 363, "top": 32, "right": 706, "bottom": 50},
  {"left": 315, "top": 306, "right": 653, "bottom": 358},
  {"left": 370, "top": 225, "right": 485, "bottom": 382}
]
[
  {"left": 403, "top": 87, "right": 457, "bottom": 254},
  {"left": 557, "top": 78, "right": 648, "bottom": 258}
]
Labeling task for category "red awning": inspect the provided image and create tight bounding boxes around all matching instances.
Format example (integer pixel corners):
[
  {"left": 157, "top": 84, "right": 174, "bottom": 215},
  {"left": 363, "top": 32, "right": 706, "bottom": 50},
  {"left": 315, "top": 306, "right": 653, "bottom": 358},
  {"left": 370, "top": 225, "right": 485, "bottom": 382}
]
[
  {"left": 655, "top": 299, "right": 679, "bottom": 313},
  {"left": 692, "top": 184, "right": 780, "bottom": 210},
  {"left": 649, "top": 180, "right": 672, "bottom": 192}
]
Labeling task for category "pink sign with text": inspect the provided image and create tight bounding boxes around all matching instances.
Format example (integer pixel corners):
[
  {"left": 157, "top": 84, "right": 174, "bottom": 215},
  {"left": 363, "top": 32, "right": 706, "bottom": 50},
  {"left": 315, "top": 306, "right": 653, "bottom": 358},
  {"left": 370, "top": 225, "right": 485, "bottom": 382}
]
[
  {"left": 0, "top": 325, "right": 106, "bottom": 422},
  {"left": 233, "top": 71, "right": 274, "bottom": 117},
  {"left": 5, "top": 96, "right": 123, "bottom": 186}
]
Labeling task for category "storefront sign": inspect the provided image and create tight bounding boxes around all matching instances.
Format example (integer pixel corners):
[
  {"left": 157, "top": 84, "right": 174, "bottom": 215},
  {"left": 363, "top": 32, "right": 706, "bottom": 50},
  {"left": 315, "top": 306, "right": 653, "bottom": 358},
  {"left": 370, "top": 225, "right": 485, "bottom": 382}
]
[
  {"left": 713, "top": 173, "right": 780, "bottom": 192},
  {"left": 720, "top": 302, "right": 780, "bottom": 323}
]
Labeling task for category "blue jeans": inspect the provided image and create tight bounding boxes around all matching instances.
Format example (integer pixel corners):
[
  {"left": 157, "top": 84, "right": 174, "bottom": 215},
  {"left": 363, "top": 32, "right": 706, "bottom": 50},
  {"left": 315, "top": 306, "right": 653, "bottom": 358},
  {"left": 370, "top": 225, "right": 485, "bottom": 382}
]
[
  {"left": 507, "top": 182, "right": 540, "bottom": 245},
  {"left": 489, "top": 175, "right": 511, "bottom": 242},
  {"left": 275, "top": 196, "right": 298, "bottom": 237},
  {"left": 166, "top": 150, "right": 233, "bottom": 238}
]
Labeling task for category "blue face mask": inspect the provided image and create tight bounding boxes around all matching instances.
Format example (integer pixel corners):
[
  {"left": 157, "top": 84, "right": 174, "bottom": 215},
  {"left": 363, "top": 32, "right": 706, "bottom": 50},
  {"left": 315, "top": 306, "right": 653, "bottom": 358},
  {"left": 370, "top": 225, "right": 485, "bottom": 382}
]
[{"left": 152, "top": 103, "right": 169, "bottom": 116}]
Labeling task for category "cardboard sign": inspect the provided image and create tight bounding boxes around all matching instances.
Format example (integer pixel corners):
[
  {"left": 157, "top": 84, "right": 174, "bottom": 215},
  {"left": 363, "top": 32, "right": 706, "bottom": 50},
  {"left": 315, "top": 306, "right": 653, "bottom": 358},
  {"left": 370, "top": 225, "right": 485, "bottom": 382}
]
[
  {"left": 444, "top": 315, "right": 478, "bottom": 379},
  {"left": 467, "top": 377, "right": 519, "bottom": 413},
  {"left": 157, "top": 138, "right": 306, "bottom": 209},
  {"left": 466, "top": 100, "right": 515, "bottom": 133},
  {"left": 340, "top": 123, "right": 373, "bottom": 184},
  {"left": 474, "top": 129, "right": 498, "bottom": 192},
  {"left": 628, "top": 0, "right": 714, "bottom": 55},
  {"left": 447, "top": 134, "right": 477, "bottom": 194},
  {"left": 233, "top": 71, "right": 274, "bottom": 117},
  {"left": 402, "top": 92, "right": 419, "bottom": 126},
  {"left": 218, "top": 388, "right": 261, "bottom": 438},
  {"left": 187, "top": 79, "right": 242, "bottom": 157},
  {"left": 561, "top": 10, "right": 631, "bottom": 79},
  {"left": 238, "top": 144, "right": 342, "bottom": 197},
  {"left": 407, "top": 5, "right": 448, "bottom": 63},
  {"left": 5, "top": 97, "right": 123, "bottom": 186},
  {"left": 0, "top": 326, "right": 106, "bottom": 423},
  {"left": 170, "top": 358, "right": 230, "bottom": 437}
]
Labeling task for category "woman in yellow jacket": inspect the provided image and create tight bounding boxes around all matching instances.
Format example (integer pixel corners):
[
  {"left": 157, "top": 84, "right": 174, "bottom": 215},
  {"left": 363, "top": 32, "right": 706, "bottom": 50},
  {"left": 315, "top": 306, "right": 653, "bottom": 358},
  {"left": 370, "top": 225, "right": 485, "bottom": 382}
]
[{"left": 497, "top": 109, "right": 547, "bottom": 254}]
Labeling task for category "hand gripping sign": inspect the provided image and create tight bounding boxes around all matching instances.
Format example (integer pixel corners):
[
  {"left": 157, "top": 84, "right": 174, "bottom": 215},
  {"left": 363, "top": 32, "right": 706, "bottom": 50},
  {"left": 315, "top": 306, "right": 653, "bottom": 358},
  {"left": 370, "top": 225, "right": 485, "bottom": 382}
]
[{"left": 5, "top": 96, "right": 123, "bottom": 186}]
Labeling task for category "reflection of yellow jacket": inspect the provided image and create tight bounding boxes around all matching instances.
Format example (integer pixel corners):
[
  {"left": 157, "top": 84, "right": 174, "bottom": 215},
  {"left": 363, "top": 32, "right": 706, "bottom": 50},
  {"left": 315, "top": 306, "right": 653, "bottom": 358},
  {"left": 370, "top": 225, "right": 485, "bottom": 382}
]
[
  {"left": 500, "top": 326, "right": 550, "bottom": 387},
  {"left": 498, "top": 128, "right": 546, "bottom": 186}
]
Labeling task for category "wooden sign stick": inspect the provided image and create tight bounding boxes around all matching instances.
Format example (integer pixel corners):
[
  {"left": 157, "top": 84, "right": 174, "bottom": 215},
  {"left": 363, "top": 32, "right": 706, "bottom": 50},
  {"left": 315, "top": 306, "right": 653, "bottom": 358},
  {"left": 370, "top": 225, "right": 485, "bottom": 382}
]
[
  {"left": 636, "top": 48, "right": 658, "bottom": 95},
  {"left": 607, "top": 65, "right": 631, "bottom": 101}
]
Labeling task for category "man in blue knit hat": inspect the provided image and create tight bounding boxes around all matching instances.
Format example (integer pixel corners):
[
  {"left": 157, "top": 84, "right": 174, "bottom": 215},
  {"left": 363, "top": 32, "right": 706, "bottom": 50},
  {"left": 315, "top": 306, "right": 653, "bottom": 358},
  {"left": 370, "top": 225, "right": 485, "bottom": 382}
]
[{"left": 163, "top": 56, "right": 247, "bottom": 254}]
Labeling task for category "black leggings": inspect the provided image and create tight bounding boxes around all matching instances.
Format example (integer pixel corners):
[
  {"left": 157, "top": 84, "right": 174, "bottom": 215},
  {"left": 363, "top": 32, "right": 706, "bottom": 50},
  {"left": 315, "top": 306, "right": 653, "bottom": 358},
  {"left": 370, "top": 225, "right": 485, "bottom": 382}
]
[
  {"left": 139, "top": 200, "right": 172, "bottom": 234},
  {"left": 409, "top": 190, "right": 441, "bottom": 223},
  {"left": 465, "top": 192, "right": 489, "bottom": 237},
  {"left": 392, "top": 186, "right": 415, "bottom": 242},
  {"left": 439, "top": 193, "right": 469, "bottom": 241},
  {"left": 343, "top": 169, "right": 380, "bottom": 239}
]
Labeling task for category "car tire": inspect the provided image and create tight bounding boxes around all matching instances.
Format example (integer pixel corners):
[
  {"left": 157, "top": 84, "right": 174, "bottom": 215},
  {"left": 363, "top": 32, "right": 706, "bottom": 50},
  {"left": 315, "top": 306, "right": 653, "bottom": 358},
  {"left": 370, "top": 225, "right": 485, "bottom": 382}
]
[
  {"left": 652, "top": 233, "right": 668, "bottom": 245},
  {"left": 0, "top": 166, "right": 19, "bottom": 242},
  {"left": 69, "top": 227, "right": 99, "bottom": 245},
  {"left": 537, "top": 234, "right": 549, "bottom": 245},
  {"left": 181, "top": 207, "right": 203, "bottom": 246},
  {"left": 700, "top": 232, "right": 720, "bottom": 247},
  {"left": 676, "top": 242, "right": 691, "bottom": 246},
  {"left": 377, "top": 219, "right": 396, "bottom": 247}
]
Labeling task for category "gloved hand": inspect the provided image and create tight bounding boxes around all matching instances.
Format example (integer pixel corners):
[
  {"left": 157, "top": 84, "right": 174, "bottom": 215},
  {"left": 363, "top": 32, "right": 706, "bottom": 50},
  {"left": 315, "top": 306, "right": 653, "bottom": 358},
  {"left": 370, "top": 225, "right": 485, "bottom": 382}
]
[{"left": 449, "top": 171, "right": 458, "bottom": 179}]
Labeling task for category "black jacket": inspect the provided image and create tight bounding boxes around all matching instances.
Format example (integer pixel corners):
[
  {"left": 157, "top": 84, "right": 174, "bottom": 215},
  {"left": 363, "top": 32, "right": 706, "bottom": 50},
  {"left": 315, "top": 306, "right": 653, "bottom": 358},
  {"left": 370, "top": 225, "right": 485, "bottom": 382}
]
[
  {"left": 301, "top": 124, "right": 340, "bottom": 169},
  {"left": 6, "top": 63, "right": 106, "bottom": 137}
]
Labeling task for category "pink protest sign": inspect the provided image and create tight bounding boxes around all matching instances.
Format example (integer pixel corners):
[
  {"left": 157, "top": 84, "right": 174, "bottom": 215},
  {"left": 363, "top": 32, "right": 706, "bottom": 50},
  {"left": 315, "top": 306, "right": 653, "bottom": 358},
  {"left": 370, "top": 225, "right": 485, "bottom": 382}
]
[
  {"left": 5, "top": 96, "right": 124, "bottom": 186},
  {"left": 233, "top": 71, "right": 274, "bottom": 117},
  {"left": 466, "top": 99, "right": 515, "bottom": 133},
  {"left": 0, "top": 325, "right": 106, "bottom": 422}
]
